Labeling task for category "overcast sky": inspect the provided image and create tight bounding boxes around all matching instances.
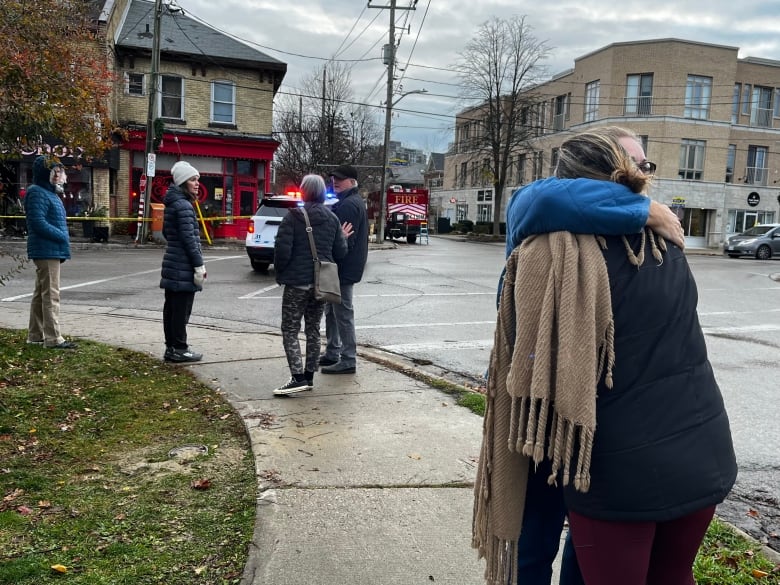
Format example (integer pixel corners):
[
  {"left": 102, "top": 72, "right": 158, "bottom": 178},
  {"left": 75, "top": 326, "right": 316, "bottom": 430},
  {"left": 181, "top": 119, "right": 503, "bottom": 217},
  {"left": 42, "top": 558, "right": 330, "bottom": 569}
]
[{"left": 180, "top": 0, "right": 780, "bottom": 154}]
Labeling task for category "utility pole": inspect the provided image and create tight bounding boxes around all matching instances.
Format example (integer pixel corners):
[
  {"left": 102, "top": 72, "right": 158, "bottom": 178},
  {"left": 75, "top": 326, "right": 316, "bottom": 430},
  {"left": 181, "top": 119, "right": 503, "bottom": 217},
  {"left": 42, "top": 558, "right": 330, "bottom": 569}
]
[
  {"left": 369, "top": 0, "right": 417, "bottom": 242},
  {"left": 135, "top": 0, "right": 163, "bottom": 244}
]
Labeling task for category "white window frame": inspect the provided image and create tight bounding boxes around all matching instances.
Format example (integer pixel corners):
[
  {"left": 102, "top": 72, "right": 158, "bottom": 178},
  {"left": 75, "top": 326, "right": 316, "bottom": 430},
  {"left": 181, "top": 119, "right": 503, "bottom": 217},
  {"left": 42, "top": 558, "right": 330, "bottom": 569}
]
[
  {"left": 477, "top": 203, "right": 493, "bottom": 223},
  {"left": 125, "top": 72, "right": 145, "bottom": 96},
  {"left": 684, "top": 75, "right": 712, "bottom": 120},
  {"left": 159, "top": 75, "right": 184, "bottom": 120},
  {"left": 211, "top": 80, "right": 235, "bottom": 124},
  {"left": 679, "top": 139, "right": 705, "bottom": 181},
  {"left": 584, "top": 80, "right": 600, "bottom": 122}
]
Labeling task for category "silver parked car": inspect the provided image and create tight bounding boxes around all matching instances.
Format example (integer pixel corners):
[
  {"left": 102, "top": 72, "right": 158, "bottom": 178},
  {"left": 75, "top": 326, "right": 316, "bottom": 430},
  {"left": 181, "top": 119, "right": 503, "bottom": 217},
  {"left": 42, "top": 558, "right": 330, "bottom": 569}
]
[{"left": 724, "top": 223, "right": 780, "bottom": 260}]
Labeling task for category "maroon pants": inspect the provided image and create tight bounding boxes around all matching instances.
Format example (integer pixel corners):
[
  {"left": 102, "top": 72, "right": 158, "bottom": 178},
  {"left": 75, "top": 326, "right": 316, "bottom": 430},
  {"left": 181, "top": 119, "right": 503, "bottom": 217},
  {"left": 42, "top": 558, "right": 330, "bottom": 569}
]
[{"left": 568, "top": 505, "right": 716, "bottom": 585}]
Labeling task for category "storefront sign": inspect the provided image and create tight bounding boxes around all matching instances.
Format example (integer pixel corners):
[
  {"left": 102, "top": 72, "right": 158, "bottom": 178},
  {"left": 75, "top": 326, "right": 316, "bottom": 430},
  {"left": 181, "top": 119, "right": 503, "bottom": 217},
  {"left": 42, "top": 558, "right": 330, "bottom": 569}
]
[{"left": 747, "top": 192, "right": 760, "bottom": 207}]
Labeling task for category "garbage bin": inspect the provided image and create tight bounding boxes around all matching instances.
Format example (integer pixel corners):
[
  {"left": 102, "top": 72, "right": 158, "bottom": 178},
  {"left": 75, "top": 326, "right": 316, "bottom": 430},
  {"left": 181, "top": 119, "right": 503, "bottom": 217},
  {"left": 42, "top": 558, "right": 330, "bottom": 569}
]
[
  {"left": 150, "top": 203, "right": 165, "bottom": 243},
  {"left": 437, "top": 217, "right": 451, "bottom": 234}
]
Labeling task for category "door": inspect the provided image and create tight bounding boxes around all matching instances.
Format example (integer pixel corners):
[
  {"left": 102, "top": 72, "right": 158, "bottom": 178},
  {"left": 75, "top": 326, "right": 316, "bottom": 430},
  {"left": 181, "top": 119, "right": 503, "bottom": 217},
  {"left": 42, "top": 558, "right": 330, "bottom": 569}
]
[{"left": 236, "top": 176, "right": 257, "bottom": 236}]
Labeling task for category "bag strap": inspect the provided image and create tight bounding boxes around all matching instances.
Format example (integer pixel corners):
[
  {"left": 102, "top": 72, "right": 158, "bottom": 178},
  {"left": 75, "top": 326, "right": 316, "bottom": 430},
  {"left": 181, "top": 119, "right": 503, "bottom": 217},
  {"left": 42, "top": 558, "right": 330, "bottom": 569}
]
[{"left": 300, "top": 207, "right": 320, "bottom": 262}]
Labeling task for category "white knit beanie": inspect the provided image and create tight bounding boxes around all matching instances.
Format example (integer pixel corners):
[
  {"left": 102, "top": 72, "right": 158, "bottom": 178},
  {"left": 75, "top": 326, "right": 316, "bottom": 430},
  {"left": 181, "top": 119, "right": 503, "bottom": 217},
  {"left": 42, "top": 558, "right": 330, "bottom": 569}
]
[{"left": 171, "top": 161, "right": 199, "bottom": 186}]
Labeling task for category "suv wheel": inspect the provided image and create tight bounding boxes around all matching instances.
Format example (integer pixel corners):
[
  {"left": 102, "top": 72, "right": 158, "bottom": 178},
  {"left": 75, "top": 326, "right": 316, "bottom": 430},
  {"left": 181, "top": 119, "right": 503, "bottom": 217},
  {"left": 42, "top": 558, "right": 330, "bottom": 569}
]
[
  {"left": 251, "top": 259, "right": 270, "bottom": 272},
  {"left": 755, "top": 245, "right": 772, "bottom": 260}
]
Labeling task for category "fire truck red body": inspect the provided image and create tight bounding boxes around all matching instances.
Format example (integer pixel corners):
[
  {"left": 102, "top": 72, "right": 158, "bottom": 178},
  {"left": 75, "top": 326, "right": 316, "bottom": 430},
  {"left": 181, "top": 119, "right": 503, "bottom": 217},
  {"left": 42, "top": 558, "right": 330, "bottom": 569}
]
[{"left": 367, "top": 185, "right": 429, "bottom": 244}]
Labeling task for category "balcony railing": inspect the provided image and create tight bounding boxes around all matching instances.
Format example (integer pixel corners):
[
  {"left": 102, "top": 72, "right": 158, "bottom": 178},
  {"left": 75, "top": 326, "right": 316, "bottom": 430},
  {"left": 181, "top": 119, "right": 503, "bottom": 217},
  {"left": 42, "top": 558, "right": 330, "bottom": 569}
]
[
  {"left": 744, "top": 166, "right": 769, "bottom": 186},
  {"left": 623, "top": 95, "right": 653, "bottom": 116}
]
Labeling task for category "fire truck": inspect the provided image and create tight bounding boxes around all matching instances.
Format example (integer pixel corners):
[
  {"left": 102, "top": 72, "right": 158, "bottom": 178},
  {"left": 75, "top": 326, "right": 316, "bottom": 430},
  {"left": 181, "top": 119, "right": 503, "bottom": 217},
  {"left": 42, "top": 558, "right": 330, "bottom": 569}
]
[{"left": 367, "top": 185, "right": 429, "bottom": 244}]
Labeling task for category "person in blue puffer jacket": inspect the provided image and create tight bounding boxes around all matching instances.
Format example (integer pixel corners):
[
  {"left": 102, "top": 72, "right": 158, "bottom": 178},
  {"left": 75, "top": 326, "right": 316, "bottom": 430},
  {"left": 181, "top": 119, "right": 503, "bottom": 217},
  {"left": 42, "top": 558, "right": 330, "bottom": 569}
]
[
  {"left": 24, "top": 154, "right": 77, "bottom": 350},
  {"left": 159, "top": 161, "right": 206, "bottom": 363}
]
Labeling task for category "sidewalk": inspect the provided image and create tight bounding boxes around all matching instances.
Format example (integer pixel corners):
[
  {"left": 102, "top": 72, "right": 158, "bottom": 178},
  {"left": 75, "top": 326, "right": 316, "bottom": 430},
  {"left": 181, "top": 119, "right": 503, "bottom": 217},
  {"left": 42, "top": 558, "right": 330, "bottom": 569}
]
[{"left": 0, "top": 303, "right": 565, "bottom": 585}]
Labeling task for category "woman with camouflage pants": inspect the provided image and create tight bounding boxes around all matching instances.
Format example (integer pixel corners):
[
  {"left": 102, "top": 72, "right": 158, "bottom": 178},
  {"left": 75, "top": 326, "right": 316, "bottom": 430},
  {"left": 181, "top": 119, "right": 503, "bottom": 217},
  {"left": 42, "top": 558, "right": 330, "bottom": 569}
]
[{"left": 272, "top": 174, "right": 348, "bottom": 395}]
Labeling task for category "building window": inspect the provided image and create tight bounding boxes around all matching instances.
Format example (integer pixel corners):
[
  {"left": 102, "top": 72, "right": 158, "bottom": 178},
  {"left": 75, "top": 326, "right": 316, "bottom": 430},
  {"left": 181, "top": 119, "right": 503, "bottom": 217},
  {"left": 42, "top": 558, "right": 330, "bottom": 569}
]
[
  {"left": 684, "top": 75, "right": 711, "bottom": 120},
  {"left": 550, "top": 147, "right": 560, "bottom": 175},
  {"left": 553, "top": 94, "right": 568, "bottom": 130},
  {"left": 746, "top": 145, "right": 768, "bottom": 185},
  {"left": 160, "top": 75, "right": 183, "bottom": 119},
  {"left": 477, "top": 189, "right": 493, "bottom": 202},
  {"left": 211, "top": 80, "right": 235, "bottom": 124},
  {"left": 125, "top": 72, "right": 144, "bottom": 96},
  {"left": 584, "top": 80, "right": 600, "bottom": 122},
  {"left": 725, "top": 144, "right": 736, "bottom": 183},
  {"left": 459, "top": 162, "right": 467, "bottom": 188},
  {"left": 749, "top": 86, "right": 773, "bottom": 127},
  {"left": 470, "top": 161, "right": 479, "bottom": 186},
  {"left": 638, "top": 135, "right": 649, "bottom": 154},
  {"left": 517, "top": 153, "right": 527, "bottom": 184},
  {"left": 481, "top": 158, "right": 492, "bottom": 185},
  {"left": 732, "top": 83, "right": 741, "bottom": 124},
  {"left": 741, "top": 83, "right": 751, "bottom": 115},
  {"left": 678, "top": 139, "right": 705, "bottom": 180},
  {"left": 477, "top": 203, "right": 493, "bottom": 223},
  {"left": 532, "top": 151, "right": 544, "bottom": 181},
  {"left": 456, "top": 204, "right": 469, "bottom": 221},
  {"left": 774, "top": 89, "right": 780, "bottom": 119},
  {"left": 625, "top": 73, "right": 653, "bottom": 116}
]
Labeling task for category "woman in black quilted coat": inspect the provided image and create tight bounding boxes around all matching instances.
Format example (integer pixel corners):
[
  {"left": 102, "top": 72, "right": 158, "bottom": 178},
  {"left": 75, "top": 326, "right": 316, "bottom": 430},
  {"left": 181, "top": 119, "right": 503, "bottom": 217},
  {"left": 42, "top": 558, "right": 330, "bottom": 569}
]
[
  {"left": 272, "top": 174, "right": 348, "bottom": 395},
  {"left": 159, "top": 161, "right": 206, "bottom": 363}
]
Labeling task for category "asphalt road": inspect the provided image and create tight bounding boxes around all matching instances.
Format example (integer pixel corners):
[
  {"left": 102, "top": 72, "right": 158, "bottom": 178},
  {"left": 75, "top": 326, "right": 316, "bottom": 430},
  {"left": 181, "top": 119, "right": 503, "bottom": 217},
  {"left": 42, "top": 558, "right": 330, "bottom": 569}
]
[{"left": 1, "top": 235, "right": 778, "bottom": 550}]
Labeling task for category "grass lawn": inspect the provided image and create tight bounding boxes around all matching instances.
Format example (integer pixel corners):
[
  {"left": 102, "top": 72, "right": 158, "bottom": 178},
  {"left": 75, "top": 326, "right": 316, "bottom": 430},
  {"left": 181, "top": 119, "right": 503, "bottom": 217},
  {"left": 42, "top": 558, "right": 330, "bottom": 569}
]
[{"left": 0, "top": 328, "right": 256, "bottom": 585}]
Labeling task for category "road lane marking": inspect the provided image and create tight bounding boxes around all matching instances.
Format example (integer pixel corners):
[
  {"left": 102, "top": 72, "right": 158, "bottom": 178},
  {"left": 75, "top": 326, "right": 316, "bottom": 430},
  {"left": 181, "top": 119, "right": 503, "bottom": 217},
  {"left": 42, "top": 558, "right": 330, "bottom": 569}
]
[
  {"left": 702, "top": 324, "right": 780, "bottom": 334},
  {"left": 382, "top": 339, "right": 494, "bottom": 352},
  {"left": 239, "top": 284, "right": 281, "bottom": 299},
  {"left": 241, "top": 291, "right": 495, "bottom": 300},
  {"left": 0, "top": 268, "right": 161, "bottom": 302}
]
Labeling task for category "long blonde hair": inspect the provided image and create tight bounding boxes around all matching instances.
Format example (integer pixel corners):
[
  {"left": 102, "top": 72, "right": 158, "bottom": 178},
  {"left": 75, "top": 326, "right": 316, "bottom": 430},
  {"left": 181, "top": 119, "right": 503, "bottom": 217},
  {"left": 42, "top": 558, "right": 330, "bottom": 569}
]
[{"left": 555, "top": 126, "right": 650, "bottom": 194}]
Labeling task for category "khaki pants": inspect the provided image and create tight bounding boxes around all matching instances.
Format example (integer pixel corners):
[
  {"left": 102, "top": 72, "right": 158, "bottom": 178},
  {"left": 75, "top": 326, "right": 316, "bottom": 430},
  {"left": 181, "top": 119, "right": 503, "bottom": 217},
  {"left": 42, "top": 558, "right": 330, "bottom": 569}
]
[{"left": 28, "top": 258, "right": 66, "bottom": 347}]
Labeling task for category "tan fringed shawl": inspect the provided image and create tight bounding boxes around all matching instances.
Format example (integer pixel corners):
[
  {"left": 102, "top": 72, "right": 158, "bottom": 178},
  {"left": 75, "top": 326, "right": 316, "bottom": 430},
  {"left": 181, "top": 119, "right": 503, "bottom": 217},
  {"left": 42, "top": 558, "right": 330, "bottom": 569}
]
[{"left": 472, "top": 232, "right": 617, "bottom": 585}]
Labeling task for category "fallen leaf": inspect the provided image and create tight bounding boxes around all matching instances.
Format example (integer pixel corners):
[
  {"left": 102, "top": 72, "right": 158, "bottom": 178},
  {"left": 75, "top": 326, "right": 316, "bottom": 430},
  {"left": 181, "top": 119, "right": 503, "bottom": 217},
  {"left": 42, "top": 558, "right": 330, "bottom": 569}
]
[
  {"left": 194, "top": 566, "right": 207, "bottom": 575},
  {"left": 408, "top": 453, "right": 422, "bottom": 460},
  {"left": 191, "top": 478, "right": 211, "bottom": 490},
  {"left": 113, "top": 513, "right": 126, "bottom": 521},
  {"left": 752, "top": 569, "right": 769, "bottom": 578},
  {"left": 38, "top": 500, "right": 52, "bottom": 509},
  {"left": 747, "top": 509, "right": 760, "bottom": 518},
  {"left": 51, "top": 564, "right": 68, "bottom": 573},
  {"left": 17, "top": 505, "right": 33, "bottom": 515}
]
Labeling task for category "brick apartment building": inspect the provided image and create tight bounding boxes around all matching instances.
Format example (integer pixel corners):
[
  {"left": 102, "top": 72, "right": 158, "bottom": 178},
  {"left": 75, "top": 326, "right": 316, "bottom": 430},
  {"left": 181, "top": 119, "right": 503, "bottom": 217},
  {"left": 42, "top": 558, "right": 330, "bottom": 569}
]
[{"left": 439, "top": 38, "right": 780, "bottom": 249}]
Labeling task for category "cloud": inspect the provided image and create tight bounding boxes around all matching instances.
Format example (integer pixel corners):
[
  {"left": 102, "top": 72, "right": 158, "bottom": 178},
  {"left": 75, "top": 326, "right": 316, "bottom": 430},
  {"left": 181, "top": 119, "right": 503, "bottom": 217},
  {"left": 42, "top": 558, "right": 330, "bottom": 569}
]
[{"left": 180, "top": 0, "right": 780, "bottom": 152}]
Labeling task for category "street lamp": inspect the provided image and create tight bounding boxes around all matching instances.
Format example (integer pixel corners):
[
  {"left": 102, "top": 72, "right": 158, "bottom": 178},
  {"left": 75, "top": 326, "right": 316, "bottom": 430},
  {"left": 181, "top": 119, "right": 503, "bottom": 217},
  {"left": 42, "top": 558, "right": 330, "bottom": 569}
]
[{"left": 377, "top": 89, "right": 428, "bottom": 242}]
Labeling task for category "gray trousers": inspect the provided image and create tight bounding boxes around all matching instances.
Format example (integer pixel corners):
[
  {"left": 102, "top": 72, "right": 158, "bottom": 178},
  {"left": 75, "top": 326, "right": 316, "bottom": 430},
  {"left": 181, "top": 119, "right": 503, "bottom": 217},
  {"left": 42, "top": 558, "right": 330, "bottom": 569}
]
[{"left": 322, "top": 283, "right": 356, "bottom": 367}]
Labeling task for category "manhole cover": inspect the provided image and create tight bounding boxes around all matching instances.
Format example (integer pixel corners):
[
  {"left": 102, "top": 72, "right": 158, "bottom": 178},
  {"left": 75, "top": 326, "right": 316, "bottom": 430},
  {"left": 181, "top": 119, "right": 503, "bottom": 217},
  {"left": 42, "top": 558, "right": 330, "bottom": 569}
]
[{"left": 168, "top": 444, "right": 208, "bottom": 460}]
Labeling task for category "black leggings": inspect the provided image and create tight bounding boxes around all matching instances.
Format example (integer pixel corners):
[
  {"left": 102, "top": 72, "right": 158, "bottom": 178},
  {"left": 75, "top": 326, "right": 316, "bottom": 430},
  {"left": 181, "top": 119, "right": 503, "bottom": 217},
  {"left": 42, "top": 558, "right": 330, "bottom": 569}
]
[{"left": 163, "top": 289, "right": 195, "bottom": 349}]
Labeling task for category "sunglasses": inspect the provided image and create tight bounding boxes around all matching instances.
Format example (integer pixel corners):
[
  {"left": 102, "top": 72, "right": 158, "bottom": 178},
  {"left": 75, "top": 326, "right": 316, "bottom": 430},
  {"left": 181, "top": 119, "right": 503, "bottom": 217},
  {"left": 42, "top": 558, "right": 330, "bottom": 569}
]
[{"left": 636, "top": 160, "right": 657, "bottom": 175}]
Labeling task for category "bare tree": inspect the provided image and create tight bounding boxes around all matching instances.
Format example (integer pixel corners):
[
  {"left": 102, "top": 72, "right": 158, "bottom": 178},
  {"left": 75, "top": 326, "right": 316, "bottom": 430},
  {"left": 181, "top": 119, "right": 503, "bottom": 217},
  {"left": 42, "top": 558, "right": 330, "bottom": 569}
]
[
  {"left": 456, "top": 16, "right": 550, "bottom": 235},
  {"left": 273, "top": 63, "right": 381, "bottom": 189}
]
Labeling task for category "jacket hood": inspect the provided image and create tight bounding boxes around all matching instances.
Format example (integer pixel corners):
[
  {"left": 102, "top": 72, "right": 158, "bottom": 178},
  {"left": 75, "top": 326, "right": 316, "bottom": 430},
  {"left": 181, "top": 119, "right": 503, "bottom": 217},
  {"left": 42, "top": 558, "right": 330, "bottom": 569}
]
[{"left": 32, "top": 155, "right": 63, "bottom": 190}]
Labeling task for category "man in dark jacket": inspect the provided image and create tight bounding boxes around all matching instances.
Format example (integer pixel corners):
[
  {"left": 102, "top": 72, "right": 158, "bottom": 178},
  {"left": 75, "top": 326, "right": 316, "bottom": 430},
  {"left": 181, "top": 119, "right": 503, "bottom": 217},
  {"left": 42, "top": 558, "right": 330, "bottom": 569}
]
[
  {"left": 319, "top": 165, "right": 368, "bottom": 374},
  {"left": 24, "top": 154, "right": 77, "bottom": 349},
  {"left": 159, "top": 161, "right": 206, "bottom": 363}
]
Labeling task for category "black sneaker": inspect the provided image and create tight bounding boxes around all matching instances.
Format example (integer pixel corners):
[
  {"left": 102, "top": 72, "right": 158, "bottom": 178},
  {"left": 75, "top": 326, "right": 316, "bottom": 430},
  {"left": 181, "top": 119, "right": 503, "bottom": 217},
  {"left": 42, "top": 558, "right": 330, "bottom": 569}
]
[
  {"left": 165, "top": 348, "right": 203, "bottom": 363},
  {"left": 318, "top": 356, "right": 339, "bottom": 367},
  {"left": 273, "top": 377, "right": 313, "bottom": 396}
]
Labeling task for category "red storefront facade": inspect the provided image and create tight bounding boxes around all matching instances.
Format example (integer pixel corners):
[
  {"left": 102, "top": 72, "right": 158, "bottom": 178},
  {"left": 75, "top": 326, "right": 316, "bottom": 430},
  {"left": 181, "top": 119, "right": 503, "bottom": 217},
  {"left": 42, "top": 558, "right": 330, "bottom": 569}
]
[{"left": 124, "top": 130, "right": 279, "bottom": 239}]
